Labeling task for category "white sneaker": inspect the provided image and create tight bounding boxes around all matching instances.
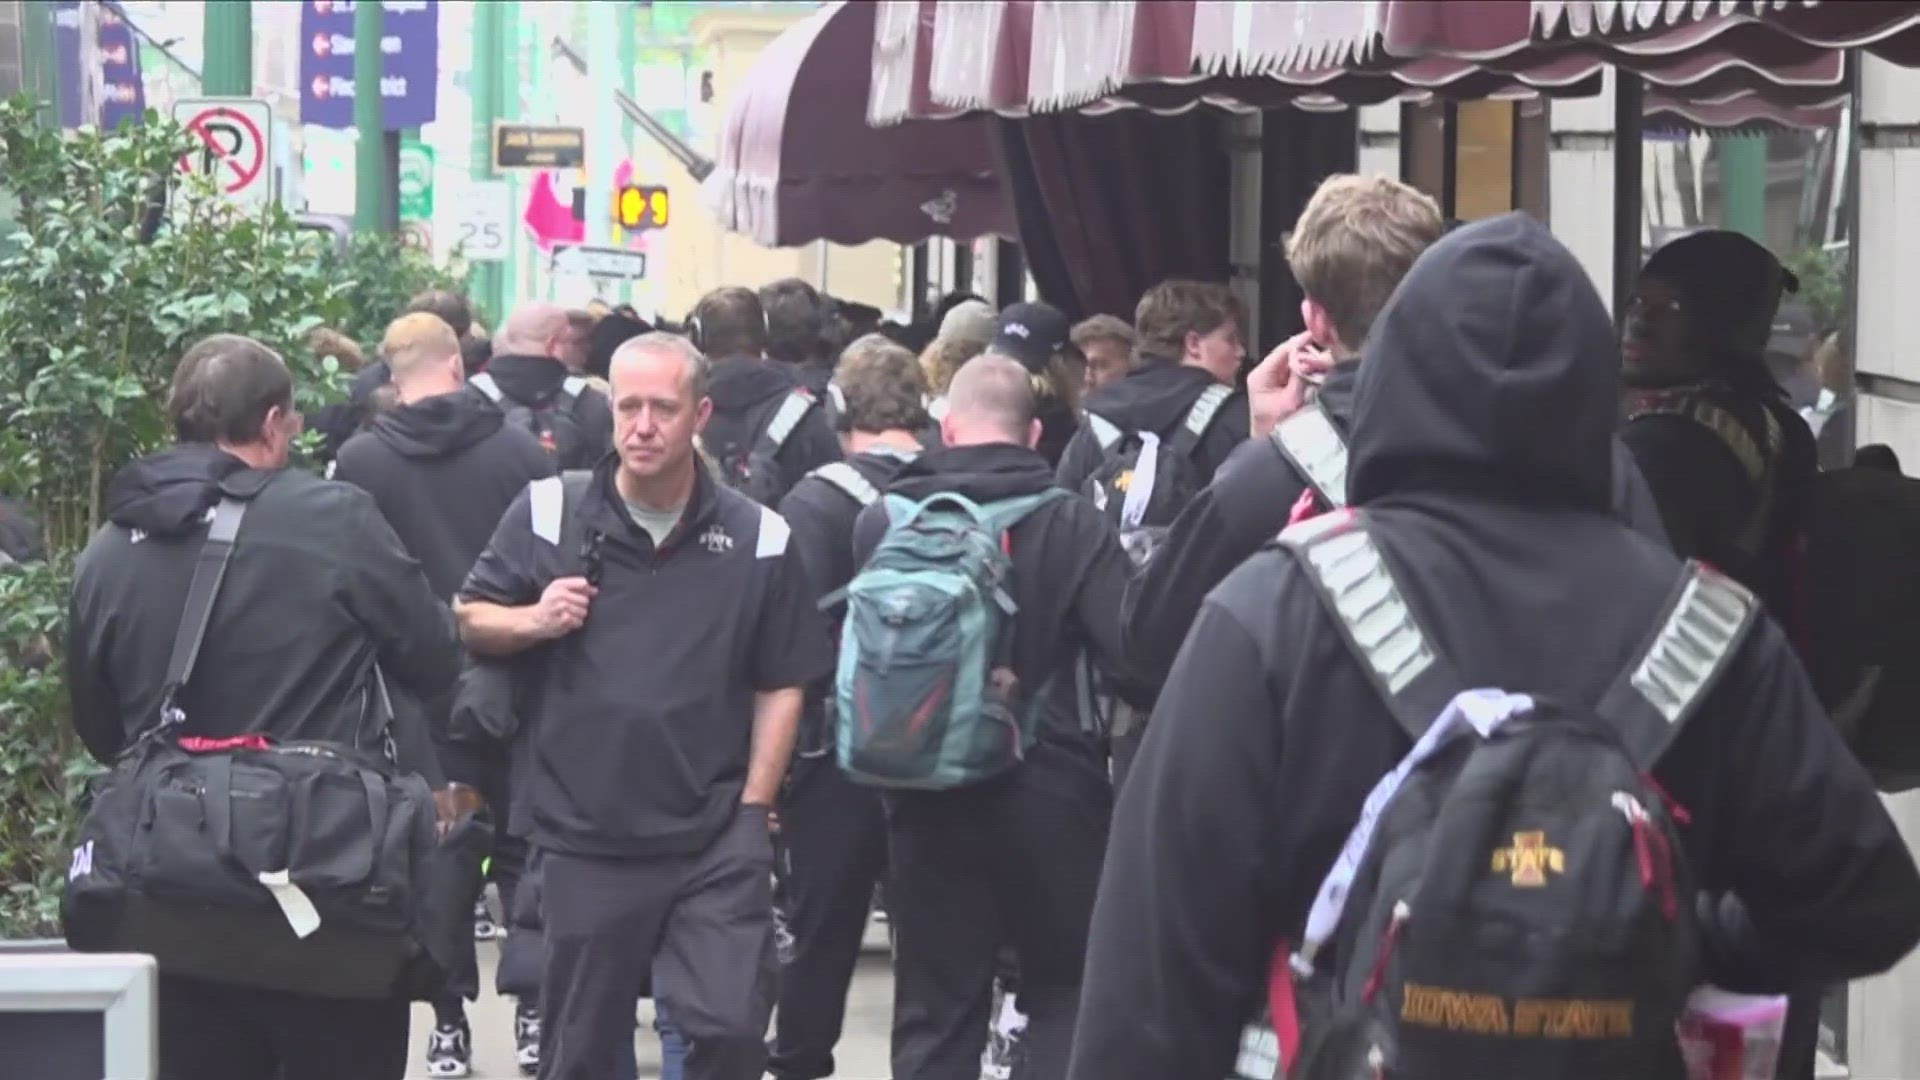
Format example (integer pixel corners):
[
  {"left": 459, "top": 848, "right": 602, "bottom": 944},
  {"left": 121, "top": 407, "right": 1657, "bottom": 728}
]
[
  {"left": 515, "top": 1002, "right": 542, "bottom": 1076},
  {"left": 473, "top": 898, "right": 501, "bottom": 941},
  {"left": 426, "top": 1021, "right": 472, "bottom": 1079}
]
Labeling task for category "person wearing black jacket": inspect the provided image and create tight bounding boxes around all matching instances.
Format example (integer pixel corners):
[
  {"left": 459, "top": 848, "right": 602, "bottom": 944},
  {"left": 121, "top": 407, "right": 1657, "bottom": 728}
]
[
  {"left": 768, "top": 337, "right": 927, "bottom": 1080},
  {"left": 332, "top": 311, "right": 555, "bottom": 1079},
  {"left": 1053, "top": 280, "right": 1250, "bottom": 495},
  {"left": 1621, "top": 230, "right": 1819, "bottom": 618},
  {"left": 1070, "top": 214, "right": 1920, "bottom": 1080},
  {"left": 457, "top": 332, "right": 832, "bottom": 1080},
  {"left": 1122, "top": 175, "right": 1668, "bottom": 687},
  {"left": 66, "top": 334, "right": 461, "bottom": 1080},
  {"left": 851, "top": 354, "right": 1143, "bottom": 1080},
  {"left": 692, "top": 286, "right": 842, "bottom": 503},
  {"left": 476, "top": 302, "right": 616, "bottom": 471}
]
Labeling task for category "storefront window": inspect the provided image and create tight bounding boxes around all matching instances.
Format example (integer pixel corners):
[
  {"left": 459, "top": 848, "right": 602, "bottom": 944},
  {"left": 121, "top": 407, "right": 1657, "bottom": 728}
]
[
  {"left": 1401, "top": 99, "right": 1550, "bottom": 222},
  {"left": 1640, "top": 110, "right": 1857, "bottom": 471}
]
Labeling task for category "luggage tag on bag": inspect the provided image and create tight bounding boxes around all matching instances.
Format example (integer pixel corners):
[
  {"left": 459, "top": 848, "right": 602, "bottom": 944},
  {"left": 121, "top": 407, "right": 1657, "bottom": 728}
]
[{"left": 257, "top": 870, "right": 323, "bottom": 938}]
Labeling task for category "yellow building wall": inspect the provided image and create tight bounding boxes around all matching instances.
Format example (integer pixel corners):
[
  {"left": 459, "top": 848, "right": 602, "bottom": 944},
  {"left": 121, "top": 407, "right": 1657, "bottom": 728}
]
[{"left": 633, "top": 7, "right": 904, "bottom": 323}]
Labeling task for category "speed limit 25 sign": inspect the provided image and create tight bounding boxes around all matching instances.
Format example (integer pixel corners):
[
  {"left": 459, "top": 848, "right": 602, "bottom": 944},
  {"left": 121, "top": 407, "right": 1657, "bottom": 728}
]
[{"left": 449, "top": 180, "right": 512, "bottom": 263}]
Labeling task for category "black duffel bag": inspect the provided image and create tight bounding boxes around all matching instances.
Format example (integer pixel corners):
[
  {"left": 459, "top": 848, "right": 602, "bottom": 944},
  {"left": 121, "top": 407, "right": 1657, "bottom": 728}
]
[{"left": 62, "top": 496, "right": 458, "bottom": 1000}]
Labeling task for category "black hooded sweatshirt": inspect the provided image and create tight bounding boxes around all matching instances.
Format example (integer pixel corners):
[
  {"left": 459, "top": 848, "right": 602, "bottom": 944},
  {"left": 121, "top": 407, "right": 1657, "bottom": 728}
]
[
  {"left": 477, "top": 353, "right": 615, "bottom": 472},
  {"left": 1071, "top": 215, "right": 1920, "bottom": 1080},
  {"left": 1121, "top": 347, "right": 1671, "bottom": 688},
  {"left": 1053, "top": 358, "right": 1249, "bottom": 497},
  {"left": 702, "top": 354, "right": 843, "bottom": 504},
  {"left": 851, "top": 443, "right": 1150, "bottom": 745},
  {"left": 66, "top": 445, "right": 460, "bottom": 779},
  {"left": 333, "top": 387, "right": 556, "bottom": 600}
]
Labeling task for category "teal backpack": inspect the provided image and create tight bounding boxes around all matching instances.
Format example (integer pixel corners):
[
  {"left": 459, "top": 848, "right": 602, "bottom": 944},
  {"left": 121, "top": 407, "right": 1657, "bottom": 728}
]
[{"left": 833, "top": 488, "right": 1068, "bottom": 789}]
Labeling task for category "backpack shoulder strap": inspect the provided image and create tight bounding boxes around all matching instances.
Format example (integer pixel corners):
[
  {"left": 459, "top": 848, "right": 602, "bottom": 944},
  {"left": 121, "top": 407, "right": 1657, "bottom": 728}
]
[
  {"left": 529, "top": 470, "right": 596, "bottom": 547},
  {"left": 1595, "top": 561, "right": 1757, "bottom": 769},
  {"left": 1166, "top": 383, "right": 1234, "bottom": 459},
  {"left": 148, "top": 497, "right": 248, "bottom": 741},
  {"left": 758, "top": 389, "right": 818, "bottom": 457},
  {"left": 470, "top": 371, "right": 505, "bottom": 404},
  {"left": 1271, "top": 402, "right": 1349, "bottom": 509},
  {"left": 811, "top": 462, "right": 881, "bottom": 507},
  {"left": 927, "top": 395, "right": 950, "bottom": 422},
  {"left": 1086, "top": 412, "right": 1124, "bottom": 453},
  {"left": 1275, "top": 511, "right": 1463, "bottom": 740},
  {"left": 557, "top": 376, "right": 588, "bottom": 409}
]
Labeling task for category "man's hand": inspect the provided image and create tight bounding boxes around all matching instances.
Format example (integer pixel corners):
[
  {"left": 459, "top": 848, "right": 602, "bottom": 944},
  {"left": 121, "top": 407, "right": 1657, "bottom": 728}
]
[
  {"left": 530, "top": 576, "right": 597, "bottom": 640},
  {"left": 1248, "top": 332, "right": 1334, "bottom": 440}
]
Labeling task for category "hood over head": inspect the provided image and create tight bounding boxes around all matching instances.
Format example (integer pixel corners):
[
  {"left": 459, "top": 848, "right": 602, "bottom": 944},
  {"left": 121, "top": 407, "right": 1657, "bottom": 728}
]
[
  {"left": 369, "top": 386, "right": 507, "bottom": 458},
  {"left": 104, "top": 443, "right": 276, "bottom": 536},
  {"left": 482, "top": 352, "right": 570, "bottom": 404},
  {"left": 1346, "top": 212, "right": 1616, "bottom": 513},
  {"left": 707, "top": 355, "right": 800, "bottom": 412},
  {"left": 1643, "top": 229, "right": 1797, "bottom": 363},
  {"left": 884, "top": 443, "right": 1055, "bottom": 504}
]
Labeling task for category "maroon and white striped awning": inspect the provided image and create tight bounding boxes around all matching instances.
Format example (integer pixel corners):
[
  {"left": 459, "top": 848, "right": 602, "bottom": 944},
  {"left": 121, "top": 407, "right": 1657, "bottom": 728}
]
[
  {"left": 706, "top": 0, "right": 1012, "bottom": 248},
  {"left": 868, "top": 0, "right": 1920, "bottom": 127}
]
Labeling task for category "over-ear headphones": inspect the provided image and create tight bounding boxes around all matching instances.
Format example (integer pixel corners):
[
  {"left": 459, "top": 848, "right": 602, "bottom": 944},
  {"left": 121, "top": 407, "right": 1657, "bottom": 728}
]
[{"left": 685, "top": 293, "right": 773, "bottom": 356}]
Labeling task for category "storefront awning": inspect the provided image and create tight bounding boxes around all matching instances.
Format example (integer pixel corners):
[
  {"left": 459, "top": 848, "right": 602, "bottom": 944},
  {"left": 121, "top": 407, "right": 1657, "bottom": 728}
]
[
  {"left": 868, "top": 0, "right": 1918, "bottom": 125},
  {"left": 705, "top": 0, "right": 1012, "bottom": 248}
]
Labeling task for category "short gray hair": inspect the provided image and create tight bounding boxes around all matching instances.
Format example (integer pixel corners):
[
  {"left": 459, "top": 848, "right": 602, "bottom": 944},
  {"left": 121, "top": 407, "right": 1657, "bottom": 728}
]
[
  {"left": 611, "top": 331, "right": 710, "bottom": 400},
  {"left": 946, "top": 353, "right": 1035, "bottom": 440}
]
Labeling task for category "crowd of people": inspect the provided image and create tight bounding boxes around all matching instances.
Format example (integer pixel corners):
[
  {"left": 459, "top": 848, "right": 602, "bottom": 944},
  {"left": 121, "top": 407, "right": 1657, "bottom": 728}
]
[{"left": 54, "top": 171, "right": 1920, "bottom": 1080}]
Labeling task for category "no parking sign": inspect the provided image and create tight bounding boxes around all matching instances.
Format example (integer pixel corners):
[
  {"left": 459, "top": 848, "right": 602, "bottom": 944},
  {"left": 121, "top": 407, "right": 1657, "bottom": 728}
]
[{"left": 173, "top": 97, "right": 274, "bottom": 212}]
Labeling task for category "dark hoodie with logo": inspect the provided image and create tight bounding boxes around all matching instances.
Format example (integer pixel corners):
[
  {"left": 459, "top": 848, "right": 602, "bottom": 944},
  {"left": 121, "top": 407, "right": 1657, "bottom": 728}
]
[
  {"left": 1070, "top": 215, "right": 1920, "bottom": 1080},
  {"left": 333, "top": 387, "right": 555, "bottom": 600},
  {"left": 66, "top": 445, "right": 460, "bottom": 777},
  {"left": 851, "top": 443, "right": 1151, "bottom": 745},
  {"left": 1121, "top": 349, "right": 1671, "bottom": 689},
  {"left": 702, "top": 355, "right": 843, "bottom": 504},
  {"left": 1053, "top": 359, "right": 1249, "bottom": 498}
]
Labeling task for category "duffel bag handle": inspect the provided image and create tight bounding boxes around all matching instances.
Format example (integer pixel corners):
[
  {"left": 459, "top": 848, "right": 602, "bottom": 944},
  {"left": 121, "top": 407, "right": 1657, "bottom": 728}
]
[{"left": 286, "top": 769, "right": 390, "bottom": 887}]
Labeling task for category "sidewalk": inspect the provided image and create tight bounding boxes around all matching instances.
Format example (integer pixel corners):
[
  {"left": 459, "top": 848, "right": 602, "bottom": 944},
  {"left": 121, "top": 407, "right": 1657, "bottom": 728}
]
[{"left": 409, "top": 923, "right": 896, "bottom": 1079}]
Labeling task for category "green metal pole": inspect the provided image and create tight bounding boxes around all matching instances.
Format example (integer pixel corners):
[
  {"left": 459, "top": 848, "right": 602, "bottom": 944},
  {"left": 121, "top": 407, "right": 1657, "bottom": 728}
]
[
  {"left": 1717, "top": 134, "right": 1769, "bottom": 245},
  {"left": 20, "top": 0, "right": 58, "bottom": 127},
  {"left": 498, "top": 1, "right": 522, "bottom": 312},
  {"left": 353, "top": 0, "right": 389, "bottom": 234},
  {"left": 201, "top": 0, "right": 252, "bottom": 96},
  {"left": 469, "top": 0, "right": 504, "bottom": 326}
]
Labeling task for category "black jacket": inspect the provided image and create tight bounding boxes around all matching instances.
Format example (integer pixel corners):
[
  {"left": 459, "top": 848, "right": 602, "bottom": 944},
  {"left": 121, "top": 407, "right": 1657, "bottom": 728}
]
[
  {"left": 778, "top": 447, "right": 920, "bottom": 751},
  {"left": 459, "top": 457, "right": 832, "bottom": 858},
  {"left": 479, "top": 353, "right": 615, "bottom": 472},
  {"left": 66, "top": 446, "right": 460, "bottom": 778},
  {"left": 1621, "top": 375, "right": 1818, "bottom": 614},
  {"left": 334, "top": 387, "right": 555, "bottom": 600},
  {"left": 852, "top": 443, "right": 1148, "bottom": 743},
  {"left": 1053, "top": 359, "right": 1249, "bottom": 496},
  {"left": 702, "top": 355, "right": 843, "bottom": 504},
  {"left": 1072, "top": 214, "right": 1920, "bottom": 1080},
  {"left": 1121, "top": 363, "right": 1673, "bottom": 687}
]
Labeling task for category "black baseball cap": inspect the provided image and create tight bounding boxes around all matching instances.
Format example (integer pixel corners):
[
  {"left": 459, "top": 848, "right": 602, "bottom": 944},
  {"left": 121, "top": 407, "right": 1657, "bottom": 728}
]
[{"left": 989, "top": 301, "right": 1074, "bottom": 372}]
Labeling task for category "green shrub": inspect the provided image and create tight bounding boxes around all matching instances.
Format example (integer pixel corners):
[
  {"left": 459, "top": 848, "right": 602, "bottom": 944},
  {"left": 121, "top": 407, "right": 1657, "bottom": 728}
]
[{"left": 0, "top": 96, "right": 465, "bottom": 937}]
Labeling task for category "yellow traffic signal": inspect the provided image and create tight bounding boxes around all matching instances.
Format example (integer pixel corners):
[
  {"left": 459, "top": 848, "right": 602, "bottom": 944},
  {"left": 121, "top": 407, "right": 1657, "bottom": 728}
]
[{"left": 616, "top": 184, "right": 670, "bottom": 232}]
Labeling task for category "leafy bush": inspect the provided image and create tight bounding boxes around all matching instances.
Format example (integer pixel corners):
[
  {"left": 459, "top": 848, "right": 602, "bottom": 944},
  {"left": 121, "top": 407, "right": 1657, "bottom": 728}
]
[
  {"left": 0, "top": 96, "right": 460, "bottom": 936},
  {"left": 332, "top": 232, "right": 473, "bottom": 349},
  {"left": 1784, "top": 243, "right": 1849, "bottom": 337}
]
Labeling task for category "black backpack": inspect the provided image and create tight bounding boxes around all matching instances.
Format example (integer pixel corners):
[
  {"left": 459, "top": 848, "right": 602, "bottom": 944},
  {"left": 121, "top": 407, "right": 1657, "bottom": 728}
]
[
  {"left": 713, "top": 387, "right": 820, "bottom": 507},
  {"left": 471, "top": 370, "right": 591, "bottom": 464},
  {"left": 1084, "top": 383, "right": 1233, "bottom": 565},
  {"left": 1627, "top": 389, "right": 1920, "bottom": 791},
  {"left": 1234, "top": 511, "right": 1754, "bottom": 1080}
]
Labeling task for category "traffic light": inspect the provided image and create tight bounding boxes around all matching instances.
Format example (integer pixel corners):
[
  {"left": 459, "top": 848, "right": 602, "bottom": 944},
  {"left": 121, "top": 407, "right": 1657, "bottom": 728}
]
[{"left": 615, "top": 184, "right": 670, "bottom": 232}]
